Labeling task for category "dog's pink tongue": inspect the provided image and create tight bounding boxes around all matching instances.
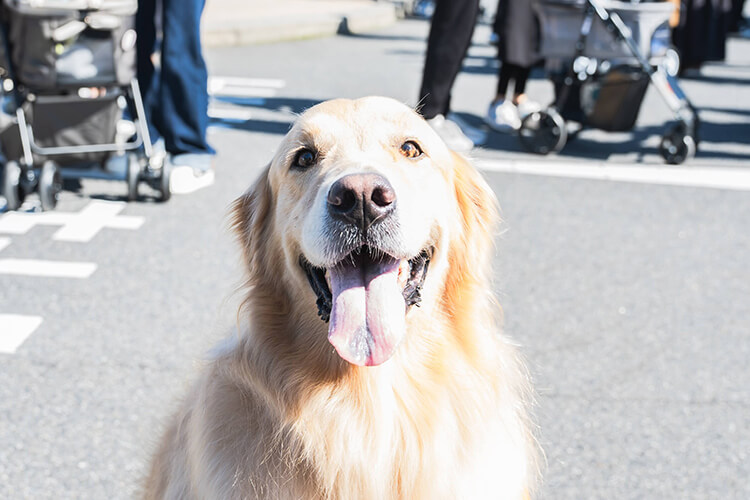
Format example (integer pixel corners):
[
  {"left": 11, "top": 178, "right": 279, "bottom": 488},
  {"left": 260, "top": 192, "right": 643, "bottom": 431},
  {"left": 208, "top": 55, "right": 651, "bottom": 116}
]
[{"left": 328, "top": 257, "right": 406, "bottom": 366}]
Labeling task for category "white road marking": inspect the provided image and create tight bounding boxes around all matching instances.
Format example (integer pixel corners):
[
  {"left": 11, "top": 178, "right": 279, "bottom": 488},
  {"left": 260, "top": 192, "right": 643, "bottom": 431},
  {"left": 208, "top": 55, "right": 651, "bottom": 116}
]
[
  {"left": 208, "top": 76, "right": 285, "bottom": 92},
  {"left": 210, "top": 86, "right": 278, "bottom": 98},
  {"left": 0, "top": 237, "right": 9, "bottom": 252},
  {"left": 0, "top": 200, "right": 144, "bottom": 242},
  {"left": 477, "top": 158, "right": 750, "bottom": 191},
  {"left": 0, "top": 259, "right": 97, "bottom": 278},
  {"left": 0, "top": 314, "right": 43, "bottom": 353},
  {"left": 208, "top": 76, "right": 285, "bottom": 99},
  {"left": 207, "top": 76, "right": 286, "bottom": 127},
  {"left": 52, "top": 201, "right": 143, "bottom": 241},
  {"left": 0, "top": 211, "right": 70, "bottom": 233},
  {"left": 208, "top": 107, "right": 255, "bottom": 121}
]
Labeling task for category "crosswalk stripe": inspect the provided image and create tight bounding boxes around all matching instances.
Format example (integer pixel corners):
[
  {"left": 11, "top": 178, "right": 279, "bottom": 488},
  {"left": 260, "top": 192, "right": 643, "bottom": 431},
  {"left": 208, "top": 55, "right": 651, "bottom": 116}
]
[
  {"left": 0, "top": 212, "right": 71, "bottom": 234},
  {"left": 478, "top": 158, "right": 750, "bottom": 192},
  {"left": 0, "top": 200, "right": 144, "bottom": 243},
  {"left": 0, "top": 259, "right": 97, "bottom": 278},
  {"left": 0, "top": 237, "right": 9, "bottom": 252},
  {"left": 51, "top": 202, "right": 143, "bottom": 242},
  {"left": 0, "top": 314, "right": 43, "bottom": 354}
]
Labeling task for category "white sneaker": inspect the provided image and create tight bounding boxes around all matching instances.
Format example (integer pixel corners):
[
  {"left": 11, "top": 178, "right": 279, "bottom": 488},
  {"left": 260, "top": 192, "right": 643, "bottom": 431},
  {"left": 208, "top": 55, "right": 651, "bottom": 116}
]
[
  {"left": 515, "top": 99, "right": 542, "bottom": 120},
  {"left": 446, "top": 112, "right": 487, "bottom": 146},
  {"left": 425, "top": 114, "right": 475, "bottom": 152},
  {"left": 486, "top": 99, "right": 521, "bottom": 131},
  {"left": 170, "top": 165, "right": 215, "bottom": 194},
  {"left": 169, "top": 154, "right": 215, "bottom": 194}
]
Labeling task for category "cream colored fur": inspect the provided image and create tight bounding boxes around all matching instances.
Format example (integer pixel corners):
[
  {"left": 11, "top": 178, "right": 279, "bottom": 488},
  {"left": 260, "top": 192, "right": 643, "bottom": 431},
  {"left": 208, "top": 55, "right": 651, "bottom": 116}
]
[{"left": 143, "top": 97, "right": 539, "bottom": 500}]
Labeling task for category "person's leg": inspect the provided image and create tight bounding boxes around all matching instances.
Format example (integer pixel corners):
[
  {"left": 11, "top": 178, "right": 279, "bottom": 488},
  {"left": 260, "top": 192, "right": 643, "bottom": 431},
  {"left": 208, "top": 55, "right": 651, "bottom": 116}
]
[
  {"left": 418, "top": 0, "right": 481, "bottom": 119},
  {"left": 487, "top": 63, "right": 527, "bottom": 131},
  {"left": 135, "top": 0, "right": 160, "bottom": 142},
  {"left": 510, "top": 65, "right": 539, "bottom": 118},
  {"left": 729, "top": 0, "right": 746, "bottom": 32},
  {"left": 494, "top": 62, "right": 513, "bottom": 102},
  {"left": 511, "top": 65, "right": 531, "bottom": 101},
  {"left": 158, "top": 0, "right": 214, "bottom": 156}
]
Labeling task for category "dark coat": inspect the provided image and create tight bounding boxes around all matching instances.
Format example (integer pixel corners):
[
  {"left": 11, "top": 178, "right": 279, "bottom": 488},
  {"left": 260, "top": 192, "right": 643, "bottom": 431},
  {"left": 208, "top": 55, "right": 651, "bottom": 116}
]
[
  {"left": 493, "top": 0, "right": 540, "bottom": 67},
  {"left": 672, "top": 0, "right": 733, "bottom": 67},
  {"left": 729, "top": 0, "right": 746, "bottom": 31}
]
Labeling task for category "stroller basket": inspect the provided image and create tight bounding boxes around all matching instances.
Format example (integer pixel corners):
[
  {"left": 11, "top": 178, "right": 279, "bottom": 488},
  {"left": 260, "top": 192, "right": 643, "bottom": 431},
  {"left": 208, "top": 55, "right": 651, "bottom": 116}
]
[
  {"left": 1, "top": 0, "right": 137, "bottom": 91},
  {"left": 534, "top": 0, "right": 674, "bottom": 60},
  {"left": 580, "top": 66, "right": 650, "bottom": 131},
  {"left": 0, "top": 92, "right": 120, "bottom": 165}
]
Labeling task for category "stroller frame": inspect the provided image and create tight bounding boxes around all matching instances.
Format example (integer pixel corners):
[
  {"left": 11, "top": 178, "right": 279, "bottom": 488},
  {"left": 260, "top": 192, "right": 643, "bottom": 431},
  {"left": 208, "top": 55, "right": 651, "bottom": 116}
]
[
  {"left": 519, "top": 0, "right": 699, "bottom": 164},
  {"left": 0, "top": 3, "right": 170, "bottom": 211}
]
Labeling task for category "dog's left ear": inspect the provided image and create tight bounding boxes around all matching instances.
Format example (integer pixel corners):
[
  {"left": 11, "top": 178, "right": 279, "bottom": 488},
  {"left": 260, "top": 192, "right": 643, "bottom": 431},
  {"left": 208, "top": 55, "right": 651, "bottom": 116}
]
[
  {"left": 450, "top": 151, "right": 499, "bottom": 273},
  {"left": 444, "top": 152, "right": 500, "bottom": 322},
  {"left": 230, "top": 165, "right": 274, "bottom": 280}
]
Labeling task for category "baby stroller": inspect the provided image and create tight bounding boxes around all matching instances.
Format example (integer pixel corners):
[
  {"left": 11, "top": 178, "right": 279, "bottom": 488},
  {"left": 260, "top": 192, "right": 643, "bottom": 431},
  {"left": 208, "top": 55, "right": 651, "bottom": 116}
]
[
  {"left": 0, "top": 0, "right": 169, "bottom": 211},
  {"left": 519, "top": 0, "right": 699, "bottom": 164}
]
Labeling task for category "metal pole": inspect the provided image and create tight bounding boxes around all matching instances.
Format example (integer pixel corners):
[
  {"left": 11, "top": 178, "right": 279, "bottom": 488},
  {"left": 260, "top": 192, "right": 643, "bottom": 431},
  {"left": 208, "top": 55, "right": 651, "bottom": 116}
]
[
  {"left": 130, "top": 78, "right": 153, "bottom": 158},
  {"left": 15, "top": 107, "right": 33, "bottom": 167}
]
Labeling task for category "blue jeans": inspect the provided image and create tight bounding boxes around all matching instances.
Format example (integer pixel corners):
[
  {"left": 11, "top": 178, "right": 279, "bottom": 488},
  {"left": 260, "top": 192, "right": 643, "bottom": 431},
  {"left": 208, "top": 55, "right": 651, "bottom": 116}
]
[{"left": 136, "top": 0, "right": 215, "bottom": 156}]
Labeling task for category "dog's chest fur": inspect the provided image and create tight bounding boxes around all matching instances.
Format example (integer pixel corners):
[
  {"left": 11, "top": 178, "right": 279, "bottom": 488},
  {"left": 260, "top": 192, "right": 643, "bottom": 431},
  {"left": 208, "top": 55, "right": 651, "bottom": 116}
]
[
  {"left": 152, "top": 334, "right": 531, "bottom": 500},
  {"left": 277, "top": 355, "right": 530, "bottom": 500}
]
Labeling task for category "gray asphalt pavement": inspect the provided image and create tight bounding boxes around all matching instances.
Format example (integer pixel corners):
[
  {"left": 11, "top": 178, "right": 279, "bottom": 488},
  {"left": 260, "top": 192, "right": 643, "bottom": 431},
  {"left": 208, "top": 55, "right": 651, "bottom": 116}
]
[{"left": 1, "top": 17, "right": 749, "bottom": 499}]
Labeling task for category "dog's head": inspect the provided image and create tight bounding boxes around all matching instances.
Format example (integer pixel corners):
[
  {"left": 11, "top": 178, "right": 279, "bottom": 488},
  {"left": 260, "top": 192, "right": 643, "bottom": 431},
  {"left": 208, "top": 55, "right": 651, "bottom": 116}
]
[{"left": 233, "top": 97, "right": 497, "bottom": 367}]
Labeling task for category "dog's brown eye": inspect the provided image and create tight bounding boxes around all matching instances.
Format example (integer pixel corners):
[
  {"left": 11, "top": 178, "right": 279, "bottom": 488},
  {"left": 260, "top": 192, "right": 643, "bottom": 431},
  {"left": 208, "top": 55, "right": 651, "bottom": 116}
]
[
  {"left": 293, "top": 148, "right": 317, "bottom": 169},
  {"left": 400, "top": 141, "right": 423, "bottom": 159}
]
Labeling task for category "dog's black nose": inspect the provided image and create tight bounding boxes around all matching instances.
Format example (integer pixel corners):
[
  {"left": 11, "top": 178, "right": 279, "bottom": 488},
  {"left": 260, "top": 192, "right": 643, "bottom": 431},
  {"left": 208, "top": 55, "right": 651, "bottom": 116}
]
[{"left": 327, "top": 173, "right": 396, "bottom": 232}]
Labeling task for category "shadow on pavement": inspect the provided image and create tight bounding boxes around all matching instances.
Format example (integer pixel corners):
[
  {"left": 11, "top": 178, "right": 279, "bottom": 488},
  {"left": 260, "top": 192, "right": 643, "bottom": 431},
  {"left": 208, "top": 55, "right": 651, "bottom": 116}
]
[
  {"left": 208, "top": 96, "right": 324, "bottom": 135},
  {"left": 699, "top": 106, "right": 750, "bottom": 118},
  {"left": 342, "top": 32, "right": 428, "bottom": 43},
  {"left": 210, "top": 118, "right": 293, "bottom": 135},
  {"left": 695, "top": 119, "right": 750, "bottom": 144},
  {"left": 212, "top": 96, "right": 322, "bottom": 115},
  {"left": 679, "top": 73, "right": 750, "bottom": 85},
  {"left": 455, "top": 110, "right": 750, "bottom": 162}
]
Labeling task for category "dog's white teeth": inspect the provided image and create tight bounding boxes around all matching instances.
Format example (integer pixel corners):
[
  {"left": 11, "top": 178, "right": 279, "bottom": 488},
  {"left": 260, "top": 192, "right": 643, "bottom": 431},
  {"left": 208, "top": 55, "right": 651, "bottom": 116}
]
[{"left": 325, "top": 270, "right": 331, "bottom": 291}]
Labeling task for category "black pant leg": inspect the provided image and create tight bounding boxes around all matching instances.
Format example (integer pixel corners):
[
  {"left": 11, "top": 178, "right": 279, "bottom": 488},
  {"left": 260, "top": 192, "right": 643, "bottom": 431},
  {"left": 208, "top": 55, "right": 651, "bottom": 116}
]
[
  {"left": 496, "top": 62, "right": 516, "bottom": 97},
  {"left": 418, "top": 0, "right": 480, "bottom": 119},
  {"left": 512, "top": 65, "right": 531, "bottom": 95}
]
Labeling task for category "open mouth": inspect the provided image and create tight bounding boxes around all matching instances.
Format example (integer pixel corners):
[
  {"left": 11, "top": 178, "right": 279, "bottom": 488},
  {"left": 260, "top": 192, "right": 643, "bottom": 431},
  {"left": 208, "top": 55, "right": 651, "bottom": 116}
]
[{"left": 300, "top": 246, "right": 432, "bottom": 366}]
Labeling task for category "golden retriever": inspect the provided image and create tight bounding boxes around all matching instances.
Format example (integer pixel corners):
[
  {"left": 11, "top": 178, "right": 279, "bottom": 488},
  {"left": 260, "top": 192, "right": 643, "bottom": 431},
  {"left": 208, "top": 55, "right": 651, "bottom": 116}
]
[{"left": 143, "top": 96, "right": 538, "bottom": 499}]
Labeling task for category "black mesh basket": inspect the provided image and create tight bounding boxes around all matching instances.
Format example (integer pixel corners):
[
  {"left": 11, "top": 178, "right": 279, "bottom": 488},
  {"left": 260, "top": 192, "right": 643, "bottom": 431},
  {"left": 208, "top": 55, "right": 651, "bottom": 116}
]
[
  {"left": 2, "top": 0, "right": 137, "bottom": 91},
  {"left": 581, "top": 66, "right": 650, "bottom": 132},
  {"left": 553, "top": 65, "right": 650, "bottom": 131},
  {"left": 0, "top": 93, "right": 120, "bottom": 165}
]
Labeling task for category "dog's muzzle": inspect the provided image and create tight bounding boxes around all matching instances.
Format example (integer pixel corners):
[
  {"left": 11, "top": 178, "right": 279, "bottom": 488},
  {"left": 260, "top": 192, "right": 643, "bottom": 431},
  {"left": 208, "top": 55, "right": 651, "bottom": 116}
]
[{"left": 298, "top": 173, "right": 434, "bottom": 366}]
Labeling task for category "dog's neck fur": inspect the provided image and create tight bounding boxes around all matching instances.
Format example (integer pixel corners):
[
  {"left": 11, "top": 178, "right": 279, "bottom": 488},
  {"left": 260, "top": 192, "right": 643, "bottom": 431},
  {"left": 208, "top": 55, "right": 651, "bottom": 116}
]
[{"left": 224, "top": 273, "right": 535, "bottom": 499}]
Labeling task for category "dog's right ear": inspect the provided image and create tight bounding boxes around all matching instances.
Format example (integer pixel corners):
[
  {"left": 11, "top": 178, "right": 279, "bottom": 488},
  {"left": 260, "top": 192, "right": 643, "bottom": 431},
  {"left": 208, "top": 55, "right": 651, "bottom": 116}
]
[{"left": 230, "top": 165, "right": 274, "bottom": 280}]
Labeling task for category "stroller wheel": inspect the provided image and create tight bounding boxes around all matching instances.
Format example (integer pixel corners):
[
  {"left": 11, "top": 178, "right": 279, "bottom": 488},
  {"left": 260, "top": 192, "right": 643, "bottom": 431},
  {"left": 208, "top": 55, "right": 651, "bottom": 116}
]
[
  {"left": 519, "top": 108, "right": 568, "bottom": 155},
  {"left": 662, "top": 47, "right": 681, "bottom": 77},
  {"left": 2, "top": 161, "right": 26, "bottom": 211},
  {"left": 659, "top": 124, "right": 696, "bottom": 165},
  {"left": 159, "top": 161, "right": 172, "bottom": 202},
  {"left": 126, "top": 153, "right": 141, "bottom": 202},
  {"left": 39, "top": 161, "right": 62, "bottom": 211}
]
